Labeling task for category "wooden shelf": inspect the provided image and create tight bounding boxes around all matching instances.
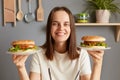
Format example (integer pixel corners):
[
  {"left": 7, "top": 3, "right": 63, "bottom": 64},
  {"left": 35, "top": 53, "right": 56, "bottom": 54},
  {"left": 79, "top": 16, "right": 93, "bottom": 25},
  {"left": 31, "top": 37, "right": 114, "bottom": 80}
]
[
  {"left": 75, "top": 23, "right": 120, "bottom": 26},
  {"left": 75, "top": 23, "right": 120, "bottom": 42}
]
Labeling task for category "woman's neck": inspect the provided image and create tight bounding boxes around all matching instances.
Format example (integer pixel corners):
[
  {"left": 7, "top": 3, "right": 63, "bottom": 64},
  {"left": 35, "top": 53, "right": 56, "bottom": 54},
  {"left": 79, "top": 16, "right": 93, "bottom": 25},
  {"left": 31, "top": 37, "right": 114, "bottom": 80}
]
[{"left": 54, "top": 42, "right": 67, "bottom": 53}]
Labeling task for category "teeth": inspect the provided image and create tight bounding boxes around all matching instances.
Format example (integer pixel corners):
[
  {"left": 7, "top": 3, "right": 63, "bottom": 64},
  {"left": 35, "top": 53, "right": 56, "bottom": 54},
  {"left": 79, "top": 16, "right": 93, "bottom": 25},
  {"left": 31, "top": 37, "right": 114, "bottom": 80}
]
[{"left": 56, "top": 32, "right": 64, "bottom": 36}]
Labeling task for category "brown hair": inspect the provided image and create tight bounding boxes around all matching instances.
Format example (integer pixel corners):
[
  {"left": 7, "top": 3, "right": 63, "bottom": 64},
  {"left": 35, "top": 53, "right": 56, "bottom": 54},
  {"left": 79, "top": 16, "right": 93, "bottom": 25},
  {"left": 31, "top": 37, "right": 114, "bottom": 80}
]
[{"left": 42, "top": 6, "right": 79, "bottom": 60}]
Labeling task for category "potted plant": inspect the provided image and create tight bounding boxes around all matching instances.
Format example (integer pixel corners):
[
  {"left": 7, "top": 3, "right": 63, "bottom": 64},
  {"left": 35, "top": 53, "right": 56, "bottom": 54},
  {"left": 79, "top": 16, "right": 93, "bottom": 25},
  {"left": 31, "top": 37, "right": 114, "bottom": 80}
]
[{"left": 85, "top": 0, "right": 120, "bottom": 23}]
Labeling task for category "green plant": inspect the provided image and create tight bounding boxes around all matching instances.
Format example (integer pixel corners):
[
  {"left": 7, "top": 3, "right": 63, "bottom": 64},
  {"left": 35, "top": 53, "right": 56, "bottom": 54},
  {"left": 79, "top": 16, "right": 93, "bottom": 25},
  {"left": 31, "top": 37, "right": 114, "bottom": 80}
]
[{"left": 85, "top": 0, "right": 120, "bottom": 14}]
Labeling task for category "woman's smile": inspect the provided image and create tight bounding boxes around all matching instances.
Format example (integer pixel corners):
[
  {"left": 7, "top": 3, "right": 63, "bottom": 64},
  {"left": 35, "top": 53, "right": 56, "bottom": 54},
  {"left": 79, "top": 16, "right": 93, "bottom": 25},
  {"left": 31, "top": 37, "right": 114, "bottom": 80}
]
[{"left": 55, "top": 31, "right": 66, "bottom": 36}]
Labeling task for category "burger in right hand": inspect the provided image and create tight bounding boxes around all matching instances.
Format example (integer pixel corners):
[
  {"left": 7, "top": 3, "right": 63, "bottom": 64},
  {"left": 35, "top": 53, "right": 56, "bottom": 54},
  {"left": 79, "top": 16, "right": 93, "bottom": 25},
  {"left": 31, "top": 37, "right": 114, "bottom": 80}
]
[{"left": 80, "top": 35, "right": 108, "bottom": 49}]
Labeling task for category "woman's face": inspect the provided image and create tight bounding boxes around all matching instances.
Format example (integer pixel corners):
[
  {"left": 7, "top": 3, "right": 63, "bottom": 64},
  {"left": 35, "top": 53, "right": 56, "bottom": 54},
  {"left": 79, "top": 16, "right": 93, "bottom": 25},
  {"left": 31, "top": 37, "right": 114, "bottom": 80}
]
[{"left": 51, "top": 10, "right": 71, "bottom": 44}]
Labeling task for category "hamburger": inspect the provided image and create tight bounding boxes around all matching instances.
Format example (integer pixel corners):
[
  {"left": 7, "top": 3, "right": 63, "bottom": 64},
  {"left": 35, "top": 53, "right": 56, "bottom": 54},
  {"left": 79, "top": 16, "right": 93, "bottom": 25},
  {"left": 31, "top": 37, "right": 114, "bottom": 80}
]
[
  {"left": 80, "top": 36, "right": 107, "bottom": 48},
  {"left": 8, "top": 40, "right": 37, "bottom": 52}
]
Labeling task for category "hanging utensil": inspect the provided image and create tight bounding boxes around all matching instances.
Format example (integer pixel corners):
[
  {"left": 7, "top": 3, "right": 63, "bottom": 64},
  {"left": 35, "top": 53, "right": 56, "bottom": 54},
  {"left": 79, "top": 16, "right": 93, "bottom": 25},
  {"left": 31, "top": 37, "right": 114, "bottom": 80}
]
[
  {"left": 36, "top": 0, "right": 44, "bottom": 21},
  {"left": 3, "top": 0, "right": 16, "bottom": 26},
  {"left": 24, "top": 0, "right": 35, "bottom": 23},
  {"left": 16, "top": 0, "right": 24, "bottom": 21}
]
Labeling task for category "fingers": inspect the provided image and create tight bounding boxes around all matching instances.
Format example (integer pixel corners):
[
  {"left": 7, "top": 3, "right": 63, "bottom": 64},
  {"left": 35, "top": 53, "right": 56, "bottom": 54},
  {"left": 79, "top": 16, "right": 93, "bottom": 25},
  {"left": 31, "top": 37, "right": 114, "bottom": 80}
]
[
  {"left": 88, "top": 50, "right": 104, "bottom": 60},
  {"left": 87, "top": 50, "right": 104, "bottom": 63},
  {"left": 12, "top": 55, "right": 29, "bottom": 67}
]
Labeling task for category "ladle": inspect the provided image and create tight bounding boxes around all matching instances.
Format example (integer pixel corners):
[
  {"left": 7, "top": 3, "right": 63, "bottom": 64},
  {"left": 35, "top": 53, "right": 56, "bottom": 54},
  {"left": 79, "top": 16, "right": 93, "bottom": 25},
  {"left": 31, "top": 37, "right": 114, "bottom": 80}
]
[
  {"left": 24, "top": 0, "right": 35, "bottom": 23},
  {"left": 16, "top": 0, "right": 24, "bottom": 21}
]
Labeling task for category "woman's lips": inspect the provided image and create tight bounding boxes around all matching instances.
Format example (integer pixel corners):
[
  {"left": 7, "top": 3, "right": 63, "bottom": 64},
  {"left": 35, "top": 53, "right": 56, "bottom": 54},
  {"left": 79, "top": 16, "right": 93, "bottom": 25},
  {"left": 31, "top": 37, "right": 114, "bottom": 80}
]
[{"left": 56, "top": 32, "right": 65, "bottom": 36}]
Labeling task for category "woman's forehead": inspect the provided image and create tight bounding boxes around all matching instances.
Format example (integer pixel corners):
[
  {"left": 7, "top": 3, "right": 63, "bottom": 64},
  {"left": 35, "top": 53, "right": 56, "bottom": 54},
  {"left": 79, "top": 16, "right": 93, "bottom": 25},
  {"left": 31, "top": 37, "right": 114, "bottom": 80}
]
[{"left": 52, "top": 11, "right": 70, "bottom": 21}]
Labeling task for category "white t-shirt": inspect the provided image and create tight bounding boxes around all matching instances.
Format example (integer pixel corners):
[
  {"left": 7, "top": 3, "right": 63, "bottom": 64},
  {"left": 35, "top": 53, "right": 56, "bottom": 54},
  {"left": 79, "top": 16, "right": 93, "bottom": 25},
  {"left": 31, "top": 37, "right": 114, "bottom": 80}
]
[{"left": 30, "top": 47, "right": 91, "bottom": 80}]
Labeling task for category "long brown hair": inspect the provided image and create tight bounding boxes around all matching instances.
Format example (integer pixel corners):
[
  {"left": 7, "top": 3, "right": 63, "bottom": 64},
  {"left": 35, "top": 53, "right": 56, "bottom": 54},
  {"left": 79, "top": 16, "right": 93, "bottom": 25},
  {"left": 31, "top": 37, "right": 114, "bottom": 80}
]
[{"left": 42, "top": 6, "right": 79, "bottom": 60}]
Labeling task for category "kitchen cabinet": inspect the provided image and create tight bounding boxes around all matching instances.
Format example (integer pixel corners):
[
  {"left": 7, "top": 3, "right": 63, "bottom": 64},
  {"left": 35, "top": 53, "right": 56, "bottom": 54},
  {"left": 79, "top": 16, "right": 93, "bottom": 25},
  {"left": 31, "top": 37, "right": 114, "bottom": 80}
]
[{"left": 75, "top": 23, "right": 120, "bottom": 42}]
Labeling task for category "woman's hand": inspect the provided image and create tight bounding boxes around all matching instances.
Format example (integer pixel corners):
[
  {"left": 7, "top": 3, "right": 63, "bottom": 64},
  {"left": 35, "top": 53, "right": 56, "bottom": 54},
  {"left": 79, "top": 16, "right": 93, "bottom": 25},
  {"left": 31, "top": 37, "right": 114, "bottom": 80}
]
[
  {"left": 87, "top": 50, "right": 104, "bottom": 64},
  {"left": 12, "top": 55, "right": 29, "bottom": 69},
  {"left": 87, "top": 50, "right": 104, "bottom": 80}
]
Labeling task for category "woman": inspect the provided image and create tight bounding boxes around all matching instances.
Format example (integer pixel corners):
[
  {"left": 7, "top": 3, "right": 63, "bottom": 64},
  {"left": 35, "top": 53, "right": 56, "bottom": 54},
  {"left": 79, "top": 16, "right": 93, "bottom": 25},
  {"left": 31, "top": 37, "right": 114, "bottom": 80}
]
[{"left": 12, "top": 6, "right": 104, "bottom": 80}]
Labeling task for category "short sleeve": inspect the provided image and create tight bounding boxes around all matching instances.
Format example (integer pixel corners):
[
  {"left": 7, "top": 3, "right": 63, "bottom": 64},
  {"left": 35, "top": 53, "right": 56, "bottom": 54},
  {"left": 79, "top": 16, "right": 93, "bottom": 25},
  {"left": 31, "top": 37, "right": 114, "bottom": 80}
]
[
  {"left": 80, "top": 49, "right": 91, "bottom": 75},
  {"left": 30, "top": 52, "right": 41, "bottom": 73}
]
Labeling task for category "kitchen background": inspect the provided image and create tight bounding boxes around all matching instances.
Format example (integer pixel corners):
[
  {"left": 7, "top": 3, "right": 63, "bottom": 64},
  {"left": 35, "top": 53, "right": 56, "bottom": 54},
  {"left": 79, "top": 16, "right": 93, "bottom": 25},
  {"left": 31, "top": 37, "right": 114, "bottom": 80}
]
[{"left": 0, "top": 0, "right": 120, "bottom": 80}]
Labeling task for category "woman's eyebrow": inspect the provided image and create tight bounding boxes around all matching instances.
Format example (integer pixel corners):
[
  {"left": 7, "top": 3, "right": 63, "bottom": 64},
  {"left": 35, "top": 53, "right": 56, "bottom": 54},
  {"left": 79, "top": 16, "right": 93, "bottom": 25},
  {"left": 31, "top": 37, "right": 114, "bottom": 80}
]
[{"left": 52, "top": 21, "right": 58, "bottom": 22}]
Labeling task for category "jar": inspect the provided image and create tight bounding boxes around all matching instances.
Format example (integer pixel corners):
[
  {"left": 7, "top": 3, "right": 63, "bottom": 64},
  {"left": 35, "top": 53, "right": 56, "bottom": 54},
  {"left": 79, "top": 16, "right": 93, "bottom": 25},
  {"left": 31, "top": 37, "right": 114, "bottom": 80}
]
[{"left": 77, "top": 13, "right": 89, "bottom": 23}]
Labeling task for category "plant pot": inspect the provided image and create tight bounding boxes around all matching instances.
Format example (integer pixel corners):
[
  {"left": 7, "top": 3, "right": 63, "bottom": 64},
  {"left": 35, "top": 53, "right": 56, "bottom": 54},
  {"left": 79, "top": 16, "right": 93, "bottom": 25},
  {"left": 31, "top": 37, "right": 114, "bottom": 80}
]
[{"left": 96, "top": 10, "right": 110, "bottom": 23}]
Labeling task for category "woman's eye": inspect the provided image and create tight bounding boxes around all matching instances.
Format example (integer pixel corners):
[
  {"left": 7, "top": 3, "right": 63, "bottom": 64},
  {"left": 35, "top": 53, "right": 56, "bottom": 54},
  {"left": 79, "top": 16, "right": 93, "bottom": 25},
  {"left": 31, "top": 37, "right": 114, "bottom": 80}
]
[
  {"left": 64, "top": 23, "right": 70, "bottom": 27},
  {"left": 52, "top": 22, "right": 58, "bottom": 26}
]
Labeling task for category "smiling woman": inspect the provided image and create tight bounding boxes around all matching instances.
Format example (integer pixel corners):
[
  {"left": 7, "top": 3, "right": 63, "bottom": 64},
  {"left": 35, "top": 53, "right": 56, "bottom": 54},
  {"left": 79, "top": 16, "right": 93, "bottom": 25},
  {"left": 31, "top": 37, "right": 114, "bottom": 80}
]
[
  {"left": 12, "top": 6, "right": 104, "bottom": 80},
  {"left": 51, "top": 10, "right": 71, "bottom": 44}
]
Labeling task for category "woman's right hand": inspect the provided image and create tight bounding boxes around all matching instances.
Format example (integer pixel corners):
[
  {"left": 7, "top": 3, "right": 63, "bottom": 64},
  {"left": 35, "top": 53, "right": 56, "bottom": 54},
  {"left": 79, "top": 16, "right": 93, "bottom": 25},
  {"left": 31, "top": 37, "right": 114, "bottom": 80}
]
[{"left": 12, "top": 55, "right": 29, "bottom": 69}]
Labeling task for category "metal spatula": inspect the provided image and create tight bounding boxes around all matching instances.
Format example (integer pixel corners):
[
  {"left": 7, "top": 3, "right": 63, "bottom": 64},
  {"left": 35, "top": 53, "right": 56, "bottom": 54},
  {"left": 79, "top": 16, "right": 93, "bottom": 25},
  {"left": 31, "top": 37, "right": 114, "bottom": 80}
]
[{"left": 36, "top": 0, "right": 44, "bottom": 21}]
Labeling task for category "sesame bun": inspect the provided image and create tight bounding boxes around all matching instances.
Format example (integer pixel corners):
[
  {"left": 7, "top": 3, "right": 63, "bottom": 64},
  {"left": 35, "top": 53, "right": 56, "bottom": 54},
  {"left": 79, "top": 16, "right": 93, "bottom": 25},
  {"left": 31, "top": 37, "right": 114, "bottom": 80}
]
[
  {"left": 11, "top": 40, "right": 35, "bottom": 50},
  {"left": 81, "top": 36, "right": 106, "bottom": 41},
  {"left": 8, "top": 40, "right": 37, "bottom": 53},
  {"left": 12, "top": 40, "right": 35, "bottom": 45}
]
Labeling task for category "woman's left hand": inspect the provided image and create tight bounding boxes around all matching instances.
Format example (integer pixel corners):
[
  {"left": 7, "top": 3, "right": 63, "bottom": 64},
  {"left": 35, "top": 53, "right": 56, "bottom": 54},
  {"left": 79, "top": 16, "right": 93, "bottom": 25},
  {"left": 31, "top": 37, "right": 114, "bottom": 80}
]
[{"left": 87, "top": 50, "right": 104, "bottom": 64}]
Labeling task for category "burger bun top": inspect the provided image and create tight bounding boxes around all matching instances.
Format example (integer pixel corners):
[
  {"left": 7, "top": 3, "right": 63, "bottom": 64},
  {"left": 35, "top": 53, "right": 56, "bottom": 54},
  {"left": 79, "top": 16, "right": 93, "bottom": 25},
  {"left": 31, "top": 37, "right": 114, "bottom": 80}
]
[
  {"left": 12, "top": 40, "right": 35, "bottom": 45},
  {"left": 81, "top": 36, "right": 106, "bottom": 42}
]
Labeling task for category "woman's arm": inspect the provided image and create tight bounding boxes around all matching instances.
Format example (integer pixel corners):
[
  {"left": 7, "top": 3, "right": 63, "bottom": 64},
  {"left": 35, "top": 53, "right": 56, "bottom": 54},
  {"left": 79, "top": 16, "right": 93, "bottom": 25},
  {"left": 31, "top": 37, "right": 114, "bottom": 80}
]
[
  {"left": 17, "top": 66, "right": 29, "bottom": 80},
  {"left": 80, "top": 50, "right": 104, "bottom": 80},
  {"left": 12, "top": 55, "right": 41, "bottom": 80},
  {"left": 80, "top": 74, "right": 91, "bottom": 80},
  {"left": 29, "top": 72, "right": 41, "bottom": 80},
  {"left": 90, "top": 61, "right": 103, "bottom": 80},
  {"left": 12, "top": 55, "right": 30, "bottom": 80},
  {"left": 88, "top": 50, "right": 104, "bottom": 80}
]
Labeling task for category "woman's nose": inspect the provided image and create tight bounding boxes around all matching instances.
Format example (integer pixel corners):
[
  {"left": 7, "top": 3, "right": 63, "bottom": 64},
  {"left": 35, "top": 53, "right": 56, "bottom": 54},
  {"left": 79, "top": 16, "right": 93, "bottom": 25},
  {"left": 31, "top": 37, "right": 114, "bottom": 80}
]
[{"left": 58, "top": 24, "right": 64, "bottom": 30}]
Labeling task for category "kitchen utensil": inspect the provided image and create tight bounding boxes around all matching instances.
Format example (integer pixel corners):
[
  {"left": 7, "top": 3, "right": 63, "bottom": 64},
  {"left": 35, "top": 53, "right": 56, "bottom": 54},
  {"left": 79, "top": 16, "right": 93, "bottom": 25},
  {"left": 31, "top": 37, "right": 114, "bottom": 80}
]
[
  {"left": 24, "top": 0, "right": 35, "bottom": 23},
  {"left": 3, "top": 0, "right": 16, "bottom": 26},
  {"left": 36, "top": 0, "right": 44, "bottom": 21},
  {"left": 16, "top": 0, "right": 24, "bottom": 21}
]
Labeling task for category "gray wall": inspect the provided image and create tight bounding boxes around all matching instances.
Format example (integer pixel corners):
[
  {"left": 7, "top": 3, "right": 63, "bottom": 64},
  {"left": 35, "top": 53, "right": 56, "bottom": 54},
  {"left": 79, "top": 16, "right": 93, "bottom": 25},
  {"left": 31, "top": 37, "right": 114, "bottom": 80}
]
[{"left": 0, "top": 0, "right": 120, "bottom": 80}]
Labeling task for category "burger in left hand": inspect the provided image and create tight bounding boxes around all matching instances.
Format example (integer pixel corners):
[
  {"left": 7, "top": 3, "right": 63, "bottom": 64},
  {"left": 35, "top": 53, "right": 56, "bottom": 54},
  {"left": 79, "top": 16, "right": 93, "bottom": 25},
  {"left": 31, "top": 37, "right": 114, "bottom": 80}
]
[{"left": 8, "top": 40, "right": 38, "bottom": 52}]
